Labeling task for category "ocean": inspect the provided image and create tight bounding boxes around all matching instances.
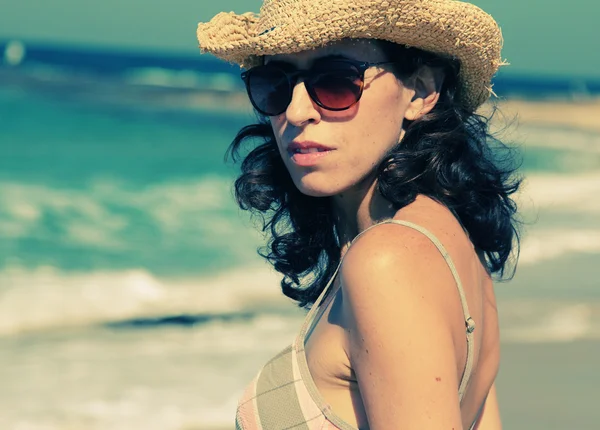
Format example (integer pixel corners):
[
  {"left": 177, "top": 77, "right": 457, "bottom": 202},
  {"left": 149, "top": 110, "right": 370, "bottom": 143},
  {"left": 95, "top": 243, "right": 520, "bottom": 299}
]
[{"left": 1, "top": 41, "right": 599, "bottom": 429}]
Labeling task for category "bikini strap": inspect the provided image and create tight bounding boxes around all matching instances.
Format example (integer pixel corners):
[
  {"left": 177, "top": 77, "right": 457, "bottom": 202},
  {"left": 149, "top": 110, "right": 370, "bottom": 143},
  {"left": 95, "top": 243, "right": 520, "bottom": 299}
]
[
  {"left": 376, "top": 219, "right": 476, "bottom": 401},
  {"left": 297, "top": 220, "right": 396, "bottom": 341},
  {"left": 296, "top": 260, "right": 342, "bottom": 343},
  {"left": 297, "top": 219, "right": 476, "bottom": 400}
]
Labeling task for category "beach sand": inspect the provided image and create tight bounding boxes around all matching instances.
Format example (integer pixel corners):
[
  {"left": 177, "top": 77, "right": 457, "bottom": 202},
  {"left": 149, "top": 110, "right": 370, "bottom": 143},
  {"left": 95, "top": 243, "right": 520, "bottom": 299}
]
[
  {"left": 498, "top": 340, "right": 600, "bottom": 430},
  {"left": 496, "top": 98, "right": 600, "bottom": 134},
  {"left": 494, "top": 248, "right": 600, "bottom": 430},
  {"left": 199, "top": 340, "right": 600, "bottom": 430},
  {"left": 199, "top": 338, "right": 600, "bottom": 430}
]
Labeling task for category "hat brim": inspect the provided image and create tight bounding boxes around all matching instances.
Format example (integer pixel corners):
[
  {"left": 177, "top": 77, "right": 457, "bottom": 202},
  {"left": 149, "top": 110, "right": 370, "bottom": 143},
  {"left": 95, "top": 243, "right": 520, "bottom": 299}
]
[{"left": 197, "top": 0, "right": 504, "bottom": 110}]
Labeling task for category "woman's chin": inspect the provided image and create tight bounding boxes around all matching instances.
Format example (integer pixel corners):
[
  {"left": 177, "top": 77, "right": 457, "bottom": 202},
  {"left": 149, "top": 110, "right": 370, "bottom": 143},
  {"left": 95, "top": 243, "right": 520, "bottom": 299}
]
[
  {"left": 293, "top": 177, "right": 340, "bottom": 198},
  {"left": 298, "top": 189, "right": 334, "bottom": 198}
]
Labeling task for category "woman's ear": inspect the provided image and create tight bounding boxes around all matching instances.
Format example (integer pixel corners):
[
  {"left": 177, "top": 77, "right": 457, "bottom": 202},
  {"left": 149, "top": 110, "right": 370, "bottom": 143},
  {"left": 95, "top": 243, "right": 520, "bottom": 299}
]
[{"left": 404, "top": 66, "right": 444, "bottom": 121}]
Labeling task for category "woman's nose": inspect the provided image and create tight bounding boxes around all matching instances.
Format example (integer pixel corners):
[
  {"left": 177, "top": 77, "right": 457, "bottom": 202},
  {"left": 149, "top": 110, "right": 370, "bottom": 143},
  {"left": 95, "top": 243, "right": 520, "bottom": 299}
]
[{"left": 284, "top": 80, "right": 321, "bottom": 126}]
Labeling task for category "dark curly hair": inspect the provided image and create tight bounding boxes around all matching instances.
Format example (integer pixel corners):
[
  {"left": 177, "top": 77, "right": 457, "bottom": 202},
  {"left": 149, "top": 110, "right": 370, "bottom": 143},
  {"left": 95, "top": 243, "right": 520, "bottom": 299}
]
[{"left": 226, "top": 40, "right": 522, "bottom": 308}]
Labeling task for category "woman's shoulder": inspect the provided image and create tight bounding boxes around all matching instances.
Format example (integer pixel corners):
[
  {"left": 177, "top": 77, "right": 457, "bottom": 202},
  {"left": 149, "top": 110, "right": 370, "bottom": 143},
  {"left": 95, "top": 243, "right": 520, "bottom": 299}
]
[
  {"left": 337, "top": 199, "right": 480, "bottom": 427},
  {"left": 343, "top": 195, "right": 474, "bottom": 281},
  {"left": 339, "top": 216, "right": 463, "bottom": 306},
  {"left": 339, "top": 195, "right": 477, "bottom": 333}
]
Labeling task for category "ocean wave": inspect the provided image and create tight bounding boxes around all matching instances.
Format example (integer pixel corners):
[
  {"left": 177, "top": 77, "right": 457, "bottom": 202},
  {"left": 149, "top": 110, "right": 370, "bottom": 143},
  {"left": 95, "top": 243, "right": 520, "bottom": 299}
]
[
  {"left": 122, "top": 67, "right": 240, "bottom": 91},
  {"left": 1, "top": 171, "right": 597, "bottom": 254},
  {"left": 0, "top": 176, "right": 237, "bottom": 245},
  {"left": 519, "top": 228, "right": 600, "bottom": 265},
  {"left": 517, "top": 124, "right": 600, "bottom": 154},
  {"left": 1, "top": 218, "right": 598, "bottom": 337},
  {"left": 0, "top": 264, "right": 291, "bottom": 336},
  {"left": 1, "top": 170, "right": 599, "bottom": 335},
  {"left": 0, "top": 309, "right": 303, "bottom": 430},
  {"left": 499, "top": 301, "right": 600, "bottom": 343},
  {"left": 0, "top": 176, "right": 263, "bottom": 274},
  {"left": 516, "top": 172, "right": 600, "bottom": 215}
]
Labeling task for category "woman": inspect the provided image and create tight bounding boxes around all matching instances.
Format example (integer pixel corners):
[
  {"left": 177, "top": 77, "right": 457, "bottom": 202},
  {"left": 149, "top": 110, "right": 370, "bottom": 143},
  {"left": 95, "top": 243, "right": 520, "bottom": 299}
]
[{"left": 197, "top": 0, "right": 520, "bottom": 429}]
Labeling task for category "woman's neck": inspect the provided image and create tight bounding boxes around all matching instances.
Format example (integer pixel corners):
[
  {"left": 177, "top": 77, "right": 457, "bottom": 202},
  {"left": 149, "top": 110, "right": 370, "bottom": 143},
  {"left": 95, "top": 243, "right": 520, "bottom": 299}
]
[{"left": 331, "top": 176, "right": 396, "bottom": 255}]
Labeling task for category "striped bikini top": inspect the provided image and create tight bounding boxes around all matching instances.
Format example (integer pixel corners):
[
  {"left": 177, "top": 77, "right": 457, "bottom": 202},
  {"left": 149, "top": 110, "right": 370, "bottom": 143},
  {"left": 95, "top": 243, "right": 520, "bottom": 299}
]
[{"left": 235, "top": 219, "right": 477, "bottom": 430}]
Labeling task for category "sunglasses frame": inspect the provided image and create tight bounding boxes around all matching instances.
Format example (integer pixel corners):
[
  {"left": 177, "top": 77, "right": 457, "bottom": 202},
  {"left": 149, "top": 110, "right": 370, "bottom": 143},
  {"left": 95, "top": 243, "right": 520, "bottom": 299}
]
[{"left": 240, "top": 59, "right": 399, "bottom": 116}]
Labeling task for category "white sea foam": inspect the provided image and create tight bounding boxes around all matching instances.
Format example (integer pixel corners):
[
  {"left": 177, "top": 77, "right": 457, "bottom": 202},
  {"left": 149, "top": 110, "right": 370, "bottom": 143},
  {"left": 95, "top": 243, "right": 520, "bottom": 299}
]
[
  {"left": 2, "top": 172, "right": 599, "bottom": 334},
  {"left": 0, "top": 310, "right": 302, "bottom": 430},
  {"left": 0, "top": 176, "right": 259, "bottom": 252},
  {"left": 123, "top": 67, "right": 240, "bottom": 91},
  {"left": 1, "top": 225, "right": 596, "bottom": 335},
  {"left": 0, "top": 264, "right": 289, "bottom": 336},
  {"left": 516, "top": 172, "right": 600, "bottom": 215},
  {"left": 2, "top": 172, "right": 597, "bottom": 260},
  {"left": 513, "top": 172, "right": 600, "bottom": 265},
  {"left": 500, "top": 301, "right": 600, "bottom": 343},
  {"left": 517, "top": 123, "right": 600, "bottom": 153},
  {"left": 519, "top": 228, "right": 600, "bottom": 265}
]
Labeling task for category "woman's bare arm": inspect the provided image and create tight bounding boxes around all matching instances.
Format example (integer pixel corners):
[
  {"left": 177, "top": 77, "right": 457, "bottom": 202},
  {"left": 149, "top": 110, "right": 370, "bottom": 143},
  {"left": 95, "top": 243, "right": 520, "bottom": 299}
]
[
  {"left": 473, "top": 383, "right": 502, "bottom": 430},
  {"left": 340, "top": 224, "right": 469, "bottom": 429}
]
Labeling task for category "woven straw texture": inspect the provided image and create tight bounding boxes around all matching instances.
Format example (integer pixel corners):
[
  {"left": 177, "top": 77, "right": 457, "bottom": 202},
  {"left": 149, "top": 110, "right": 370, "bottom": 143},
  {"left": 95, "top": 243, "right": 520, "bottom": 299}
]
[{"left": 197, "top": 0, "right": 504, "bottom": 110}]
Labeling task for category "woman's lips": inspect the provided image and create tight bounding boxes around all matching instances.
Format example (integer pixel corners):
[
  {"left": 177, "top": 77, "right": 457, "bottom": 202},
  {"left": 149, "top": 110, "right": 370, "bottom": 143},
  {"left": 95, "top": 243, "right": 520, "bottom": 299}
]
[
  {"left": 287, "top": 141, "right": 335, "bottom": 166},
  {"left": 290, "top": 149, "right": 333, "bottom": 166}
]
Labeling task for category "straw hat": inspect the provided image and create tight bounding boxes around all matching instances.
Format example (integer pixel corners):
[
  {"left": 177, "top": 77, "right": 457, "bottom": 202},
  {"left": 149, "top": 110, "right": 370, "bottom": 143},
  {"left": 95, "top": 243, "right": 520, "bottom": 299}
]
[{"left": 196, "top": 0, "right": 505, "bottom": 110}]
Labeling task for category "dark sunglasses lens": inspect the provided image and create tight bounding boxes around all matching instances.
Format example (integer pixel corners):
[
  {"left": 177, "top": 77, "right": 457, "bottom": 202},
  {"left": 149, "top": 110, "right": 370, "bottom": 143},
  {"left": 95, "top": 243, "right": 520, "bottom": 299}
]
[
  {"left": 311, "top": 68, "right": 363, "bottom": 110},
  {"left": 247, "top": 66, "right": 291, "bottom": 115}
]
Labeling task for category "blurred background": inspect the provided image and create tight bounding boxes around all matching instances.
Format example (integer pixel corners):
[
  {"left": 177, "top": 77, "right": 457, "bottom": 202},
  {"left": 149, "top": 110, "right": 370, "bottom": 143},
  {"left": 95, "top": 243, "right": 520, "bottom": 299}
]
[{"left": 0, "top": 1, "right": 599, "bottom": 429}]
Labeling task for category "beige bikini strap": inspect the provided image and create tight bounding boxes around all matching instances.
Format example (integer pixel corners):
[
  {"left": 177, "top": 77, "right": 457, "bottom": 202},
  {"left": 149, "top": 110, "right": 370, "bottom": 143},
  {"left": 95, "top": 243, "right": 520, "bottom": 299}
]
[
  {"left": 380, "top": 219, "right": 476, "bottom": 400},
  {"left": 298, "top": 219, "right": 476, "bottom": 400},
  {"left": 298, "top": 221, "right": 396, "bottom": 340},
  {"left": 297, "top": 258, "right": 343, "bottom": 341}
]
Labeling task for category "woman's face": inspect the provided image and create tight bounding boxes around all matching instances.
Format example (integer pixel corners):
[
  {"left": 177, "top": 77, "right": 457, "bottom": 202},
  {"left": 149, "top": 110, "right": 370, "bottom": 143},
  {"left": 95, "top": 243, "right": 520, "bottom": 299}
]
[{"left": 265, "top": 39, "right": 417, "bottom": 198}]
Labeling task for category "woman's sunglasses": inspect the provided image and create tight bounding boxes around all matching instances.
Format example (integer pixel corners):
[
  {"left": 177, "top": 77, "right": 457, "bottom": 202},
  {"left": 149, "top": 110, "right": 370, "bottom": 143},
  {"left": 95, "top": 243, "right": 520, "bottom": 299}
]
[{"left": 240, "top": 59, "right": 398, "bottom": 116}]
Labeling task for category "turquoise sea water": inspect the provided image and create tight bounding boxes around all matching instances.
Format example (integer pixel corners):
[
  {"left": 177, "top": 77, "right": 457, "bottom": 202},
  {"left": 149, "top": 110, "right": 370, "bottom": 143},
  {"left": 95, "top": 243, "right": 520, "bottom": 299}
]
[
  {"left": 1, "top": 87, "right": 598, "bottom": 278},
  {"left": 1, "top": 80, "right": 599, "bottom": 428},
  {"left": 0, "top": 87, "right": 258, "bottom": 275}
]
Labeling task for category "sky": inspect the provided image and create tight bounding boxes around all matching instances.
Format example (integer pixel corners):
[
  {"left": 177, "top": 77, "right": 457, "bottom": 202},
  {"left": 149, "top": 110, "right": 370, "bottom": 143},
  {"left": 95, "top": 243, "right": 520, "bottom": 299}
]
[{"left": 0, "top": 0, "right": 597, "bottom": 78}]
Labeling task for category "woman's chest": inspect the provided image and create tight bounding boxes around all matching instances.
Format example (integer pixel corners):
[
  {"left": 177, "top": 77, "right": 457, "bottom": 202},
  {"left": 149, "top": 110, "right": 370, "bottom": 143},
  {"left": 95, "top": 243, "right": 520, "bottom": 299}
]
[{"left": 304, "top": 288, "right": 368, "bottom": 428}]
